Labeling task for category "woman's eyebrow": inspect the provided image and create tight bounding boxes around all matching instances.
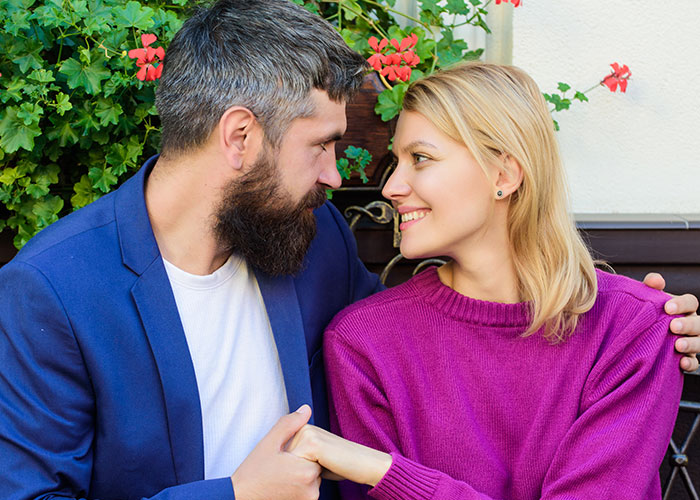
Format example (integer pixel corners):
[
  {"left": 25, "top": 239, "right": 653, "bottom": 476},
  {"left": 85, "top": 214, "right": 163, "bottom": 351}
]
[{"left": 400, "top": 140, "right": 438, "bottom": 153}]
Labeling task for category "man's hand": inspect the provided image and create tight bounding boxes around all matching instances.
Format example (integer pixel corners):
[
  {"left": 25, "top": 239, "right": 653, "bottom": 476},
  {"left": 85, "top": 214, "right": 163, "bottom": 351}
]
[
  {"left": 643, "top": 272, "right": 700, "bottom": 372},
  {"left": 231, "top": 405, "right": 322, "bottom": 500},
  {"left": 286, "top": 424, "right": 392, "bottom": 487}
]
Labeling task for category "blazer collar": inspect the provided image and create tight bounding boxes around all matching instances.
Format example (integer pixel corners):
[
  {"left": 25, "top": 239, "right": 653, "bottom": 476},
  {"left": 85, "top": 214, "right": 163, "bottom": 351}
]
[{"left": 115, "top": 155, "right": 160, "bottom": 275}]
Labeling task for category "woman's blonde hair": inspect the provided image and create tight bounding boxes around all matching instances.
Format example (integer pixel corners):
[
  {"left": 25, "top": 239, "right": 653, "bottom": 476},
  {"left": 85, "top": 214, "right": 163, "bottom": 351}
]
[{"left": 402, "top": 61, "right": 597, "bottom": 341}]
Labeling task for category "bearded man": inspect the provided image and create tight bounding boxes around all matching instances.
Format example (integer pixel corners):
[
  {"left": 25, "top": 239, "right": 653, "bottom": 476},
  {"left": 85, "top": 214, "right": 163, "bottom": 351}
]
[{"left": 0, "top": 1, "right": 699, "bottom": 500}]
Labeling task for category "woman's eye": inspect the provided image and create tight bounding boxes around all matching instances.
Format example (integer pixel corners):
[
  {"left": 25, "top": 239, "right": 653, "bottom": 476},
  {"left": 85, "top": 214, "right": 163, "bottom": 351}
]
[
  {"left": 319, "top": 143, "right": 328, "bottom": 152},
  {"left": 412, "top": 153, "right": 429, "bottom": 164}
]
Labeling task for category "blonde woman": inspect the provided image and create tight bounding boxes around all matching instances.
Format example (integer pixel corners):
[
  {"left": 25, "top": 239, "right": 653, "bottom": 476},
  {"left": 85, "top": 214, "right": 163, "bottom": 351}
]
[{"left": 287, "top": 62, "right": 683, "bottom": 499}]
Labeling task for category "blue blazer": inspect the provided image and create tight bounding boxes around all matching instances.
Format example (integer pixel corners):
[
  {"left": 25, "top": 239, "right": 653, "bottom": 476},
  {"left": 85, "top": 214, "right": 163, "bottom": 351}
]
[{"left": 0, "top": 156, "right": 382, "bottom": 500}]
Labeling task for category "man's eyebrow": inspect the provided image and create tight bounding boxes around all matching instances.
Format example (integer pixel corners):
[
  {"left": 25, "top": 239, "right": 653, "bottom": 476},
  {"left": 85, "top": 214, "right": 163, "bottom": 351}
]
[
  {"left": 318, "top": 132, "right": 344, "bottom": 144},
  {"left": 400, "top": 140, "right": 438, "bottom": 153}
]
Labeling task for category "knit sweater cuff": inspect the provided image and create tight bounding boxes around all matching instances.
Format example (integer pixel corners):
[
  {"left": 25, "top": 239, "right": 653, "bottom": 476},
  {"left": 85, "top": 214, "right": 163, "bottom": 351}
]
[{"left": 370, "top": 452, "right": 441, "bottom": 500}]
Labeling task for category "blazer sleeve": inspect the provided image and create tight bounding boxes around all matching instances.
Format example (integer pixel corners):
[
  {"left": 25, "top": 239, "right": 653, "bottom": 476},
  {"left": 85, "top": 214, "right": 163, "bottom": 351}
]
[{"left": 0, "top": 262, "right": 235, "bottom": 500}]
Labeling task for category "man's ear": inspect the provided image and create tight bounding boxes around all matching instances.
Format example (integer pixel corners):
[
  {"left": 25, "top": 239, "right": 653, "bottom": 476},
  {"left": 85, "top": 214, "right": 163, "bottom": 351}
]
[
  {"left": 494, "top": 153, "right": 524, "bottom": 199},
  {"left": 217, "top": 107, "right": 260, "bottom": 170}
]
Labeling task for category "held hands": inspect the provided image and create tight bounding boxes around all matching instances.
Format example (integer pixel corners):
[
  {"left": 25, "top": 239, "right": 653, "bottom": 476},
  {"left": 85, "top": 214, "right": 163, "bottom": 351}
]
[
  {"left": 286, "top": 423, "right": 392, "bottom": 488},
  {"left": 643, "top": 273, "right": 700, "bottom": 371},
  {"left": 231, "top": 405, "right": 322, "bottom": 500}
]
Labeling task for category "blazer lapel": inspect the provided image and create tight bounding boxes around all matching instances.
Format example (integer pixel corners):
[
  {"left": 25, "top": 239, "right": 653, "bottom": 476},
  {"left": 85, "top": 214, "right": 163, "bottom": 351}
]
[
  {"left": 131, "top": 264, "right": 204, "bottom": 484},
  {"left": 115, "top": 156, "right": 205, "bottom": 483},
  {"left": 255, "top": 271, "right": 315, "bottom": 424}
]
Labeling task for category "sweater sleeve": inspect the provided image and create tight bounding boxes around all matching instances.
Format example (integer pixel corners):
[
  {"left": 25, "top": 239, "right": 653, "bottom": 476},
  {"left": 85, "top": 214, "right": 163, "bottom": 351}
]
[
  {"left": 324, "top": 305, "right": 682, "bottom": 500},
  {"left": 539, "top": 304, "right": 682, "bottom": 498}
]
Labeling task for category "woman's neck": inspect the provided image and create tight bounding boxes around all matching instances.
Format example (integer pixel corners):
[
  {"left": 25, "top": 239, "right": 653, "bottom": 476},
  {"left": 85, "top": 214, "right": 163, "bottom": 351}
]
[{"left": 438, "top": 230, "right": 520, "bottom": 304}]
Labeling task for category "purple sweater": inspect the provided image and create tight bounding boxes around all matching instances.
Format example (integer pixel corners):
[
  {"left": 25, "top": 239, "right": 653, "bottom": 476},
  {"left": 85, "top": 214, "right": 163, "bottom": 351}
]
[{"left": 323, "top": 268, "right": 682, "bottom": 500}]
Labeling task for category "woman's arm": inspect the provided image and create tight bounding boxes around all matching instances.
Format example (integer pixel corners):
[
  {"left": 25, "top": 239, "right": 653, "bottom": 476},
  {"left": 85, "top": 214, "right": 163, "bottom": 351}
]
[{"left": 309, "top": 315, "right": 683, "bottom": 500}]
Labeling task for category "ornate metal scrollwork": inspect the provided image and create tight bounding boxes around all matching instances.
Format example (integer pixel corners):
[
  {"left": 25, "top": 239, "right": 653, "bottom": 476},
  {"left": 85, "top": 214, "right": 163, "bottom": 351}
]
[{"left": 344, "top": 200, "right": 445, "bottom": 285}]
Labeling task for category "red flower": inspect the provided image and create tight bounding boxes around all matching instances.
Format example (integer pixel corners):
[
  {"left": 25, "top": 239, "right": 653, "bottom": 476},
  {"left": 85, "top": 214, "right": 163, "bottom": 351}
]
[
  {"left": 368, "top": 36, "right": 388, "bottom": 53},
  {"left": 367, "top": 53, "right": 385, "bottom": 71},
  {"left": 367, "top": 34, "right": 420, "bottom": 84},
  {"left": 601, "top": 62, "right": 631, "bottom": 92},
  {"left": 495, "top": 0, "right": 522, "bottom": 6},
  {"left": 128, "top": 33, "right": 165, "bottom": 82}
]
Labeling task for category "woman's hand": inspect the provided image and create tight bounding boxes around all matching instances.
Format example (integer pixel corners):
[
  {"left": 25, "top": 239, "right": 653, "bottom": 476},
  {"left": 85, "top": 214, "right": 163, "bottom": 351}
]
[
  {"left": 286, "top": 424, "right": 392, "bottom": 487},
  {"left": 643, "top": 272, "right": 700, "bottom": 371}
]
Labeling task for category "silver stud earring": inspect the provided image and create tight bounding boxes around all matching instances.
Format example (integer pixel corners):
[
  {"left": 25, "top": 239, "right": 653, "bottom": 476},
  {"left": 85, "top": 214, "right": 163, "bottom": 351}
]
[{"left": 496, "top": 190, "right": 503, "bottom": 198}]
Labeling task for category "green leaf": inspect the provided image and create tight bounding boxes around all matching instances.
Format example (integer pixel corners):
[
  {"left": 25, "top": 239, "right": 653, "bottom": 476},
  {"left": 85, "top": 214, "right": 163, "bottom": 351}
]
[
  {"left": 0, "top": 106, "right": 42, "bottom": 153},
  {"left": 28, "top": 68, "right": 56, "bottom": 83},
  {"left": 106, "top": 136, "right": 143, "bottom": 174},
  {"left": 74, "top": 101, "right": 101, "bottom": 134},
  {"left": 13, "top": 39, "right": 45, "bottom": 73},
  {"left": 574, "top": 91, "right": 589, "bottom": 102},
  {"left": 436, "top": 30, "right": 469, "bottom": 67},
  {"left": 33, "top": 163, "right": 60, "bottom": 185},
  {"left": 16, "top": 102, "right": 44, "bottom": 126},
  {"left": 375, "top": 84, "right": 407, "bottom": 122},
  {"left": 336, "top": 157, "right": 351, "bottom": 180},
  {"left": 0, "top": 167, "right": 24, "bottom": 185},
  {"left": 31, "top": 195, "right": 64, "bottom": 227},
  {"left": 341, "top": 0, "right": 360, "bottom": 20},
  {"left": 420, "top": 0, "right": 444, "bottom": 17},
  {"left": 446, "top": 0, "right": 471, "bottom": 16},
  {"left": 557, "top": 82, "right": 571, "bottom": 93},
  {"left": 59, "top": 55, "right": 111, "bottom": 95},
  {"left": 6, "top": 9, "right": 32, "bottom": 36},
  {"left": 25, "top": 183, "right": 50, "bottom": 199},
  {"left": 114, "top": 1, "right": 155, "bottom": 30},
  {"left": 55, "top": 93, "right": 73, "bottom": 115},
  {"left": 95, "top": 98, "right": 123, "bottom": 127},
  {"left": 71, "top": 174, "right": 100, "bottom": 209},
  {"left": 88, "top": 166, "right": 118, "bottom": 193},
  {"left": 2, "top": 78, "right": 26, "bottom": 102},
  {"left": 47, "top": 116, "right": 80, "bottom": 147},
  {"left": 32, "top": 2, "right": 71, "bottom": 29},
  {"left": 0, "top": 219, "right": 6, "bottom": 233}
]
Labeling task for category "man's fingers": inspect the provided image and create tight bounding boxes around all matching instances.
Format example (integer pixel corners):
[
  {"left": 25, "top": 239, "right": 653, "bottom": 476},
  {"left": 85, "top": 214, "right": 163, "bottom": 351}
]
[
  {"left": 680, "top": 354, "right": 699, "bottom": 373},
  {"left": 671, "top": 314, "right": 700, "bottom": 336},
  {"left": 666, "top": 293, "right": 700, "bottom": 316},
  {"left": 643, "top": 272, "right": 666, "bottom": 291},
  {"left": 266, "top": 404, "right": 312, "bottom": 449}
]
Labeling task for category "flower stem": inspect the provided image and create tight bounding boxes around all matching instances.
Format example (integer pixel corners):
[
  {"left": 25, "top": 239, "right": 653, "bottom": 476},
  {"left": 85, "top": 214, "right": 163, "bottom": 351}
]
[{"left": 378, "top": 72, "right": 393, "bottom": 90}]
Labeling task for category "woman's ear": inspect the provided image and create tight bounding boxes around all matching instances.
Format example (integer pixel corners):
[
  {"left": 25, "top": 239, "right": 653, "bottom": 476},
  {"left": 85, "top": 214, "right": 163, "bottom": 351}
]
[
  {"left": 495, "top": 153, "right": 523, "bottom": 199},
  {"left": 217, "top": 106, "right": 260, "bottom": 170}
]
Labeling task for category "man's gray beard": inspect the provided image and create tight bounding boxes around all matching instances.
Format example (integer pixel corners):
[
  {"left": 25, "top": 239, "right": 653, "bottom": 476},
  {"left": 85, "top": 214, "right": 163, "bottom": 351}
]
[{"left": 213, "top": 149, "right": 328, "bottom": 276}]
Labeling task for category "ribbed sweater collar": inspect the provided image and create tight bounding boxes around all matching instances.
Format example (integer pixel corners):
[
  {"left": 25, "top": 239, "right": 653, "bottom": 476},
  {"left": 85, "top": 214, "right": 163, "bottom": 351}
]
[{"left": 410, "top": 267, "right": 532, "bottom": 328}]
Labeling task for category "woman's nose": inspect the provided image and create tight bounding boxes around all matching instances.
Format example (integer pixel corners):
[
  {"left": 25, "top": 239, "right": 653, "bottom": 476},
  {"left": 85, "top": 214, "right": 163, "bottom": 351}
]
[{"left": 382, "top": 165, "right": 411, "bottom": 201}]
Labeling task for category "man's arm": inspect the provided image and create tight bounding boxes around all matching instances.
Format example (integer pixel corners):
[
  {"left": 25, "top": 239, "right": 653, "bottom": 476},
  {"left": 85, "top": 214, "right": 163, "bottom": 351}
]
[
  {"left": 0, "top": 262, "right": 321, "bottom": 500},
  {"left": 643, "top": 272, "right": 700, "bottom": 371}
]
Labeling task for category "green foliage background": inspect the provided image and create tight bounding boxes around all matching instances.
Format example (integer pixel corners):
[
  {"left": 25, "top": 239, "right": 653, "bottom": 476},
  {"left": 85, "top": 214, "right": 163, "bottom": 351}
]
[
  {"left": 0, "top": 0, "right": 208, "bottom": 248},
  {"left": 0, "top": 0, "right": 592, "bottom": 249}
]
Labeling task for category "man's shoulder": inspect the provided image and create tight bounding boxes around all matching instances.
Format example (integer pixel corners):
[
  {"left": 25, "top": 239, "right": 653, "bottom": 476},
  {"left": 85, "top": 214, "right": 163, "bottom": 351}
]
[
  {"left": 326, "top": 274, "right": 420, "bottom": 333},
  {"left": 10, "top": 191, "right": 118, "bottom": 268}
]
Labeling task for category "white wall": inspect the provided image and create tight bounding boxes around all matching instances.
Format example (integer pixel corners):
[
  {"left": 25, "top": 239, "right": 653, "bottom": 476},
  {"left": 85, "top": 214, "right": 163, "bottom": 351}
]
[{"left": 510, "top": 1, "right": 700, "bottom": 214}]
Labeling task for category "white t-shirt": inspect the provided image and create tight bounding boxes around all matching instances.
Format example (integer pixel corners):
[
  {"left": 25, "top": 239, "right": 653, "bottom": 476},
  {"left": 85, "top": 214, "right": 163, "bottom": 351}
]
[{"left": 163, "top": 255, "right": 288, "bottom": 479}]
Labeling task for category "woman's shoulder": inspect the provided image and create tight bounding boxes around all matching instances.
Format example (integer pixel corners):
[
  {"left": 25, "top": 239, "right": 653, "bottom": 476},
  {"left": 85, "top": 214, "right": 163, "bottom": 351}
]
[
  {"left": 584, "top": 269, "right": 677, "bottom": 360},
  {"left": 594, "top": 268, "right": 671, "bottom": 320}
]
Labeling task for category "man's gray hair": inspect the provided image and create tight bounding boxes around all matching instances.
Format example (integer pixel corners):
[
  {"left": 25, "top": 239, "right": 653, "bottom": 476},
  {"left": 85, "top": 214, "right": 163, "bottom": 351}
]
[{"left": 156, "top": 0, "right": 368, "bottom": 153}]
